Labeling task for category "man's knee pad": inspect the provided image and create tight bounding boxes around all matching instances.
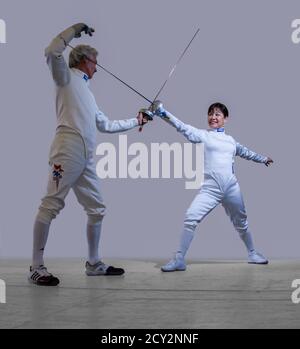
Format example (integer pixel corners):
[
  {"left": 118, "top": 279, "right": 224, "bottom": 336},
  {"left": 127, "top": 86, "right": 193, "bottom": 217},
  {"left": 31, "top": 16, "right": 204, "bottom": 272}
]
[
  {"left": 36, "top": 207, "right": 57, "bottom": 225},
  {"left": 87, "top": 213, "right": 105, "bottom": 225},
  {"left": 38, "top": 196, "right": 66, "bottom": 223},
  {"left": 87, "top": 205, "right": 106, "bottom": 225}
]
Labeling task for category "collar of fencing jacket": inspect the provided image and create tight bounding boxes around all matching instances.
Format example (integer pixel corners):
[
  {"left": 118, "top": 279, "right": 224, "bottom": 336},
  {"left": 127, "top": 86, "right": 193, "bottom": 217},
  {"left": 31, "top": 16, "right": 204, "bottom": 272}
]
[
  {"left": 72, "top": 68, "right": 90, "bottom": 84},
  {"left": 208, "top": 127, "right": 225, "bottom": 133}
]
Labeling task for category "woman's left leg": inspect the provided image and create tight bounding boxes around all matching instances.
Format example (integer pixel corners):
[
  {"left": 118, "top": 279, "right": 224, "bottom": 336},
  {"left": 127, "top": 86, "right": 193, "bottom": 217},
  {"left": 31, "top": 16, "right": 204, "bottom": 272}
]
[{"left": 222, "top": 178, "right": 268, "bottom": 264}]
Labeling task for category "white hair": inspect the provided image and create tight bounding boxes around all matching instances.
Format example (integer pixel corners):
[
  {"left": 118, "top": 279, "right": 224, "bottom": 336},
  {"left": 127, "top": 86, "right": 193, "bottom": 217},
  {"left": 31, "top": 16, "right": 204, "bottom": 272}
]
[{"left": 69, "top": 44, "right": 98, "bottom": 68}]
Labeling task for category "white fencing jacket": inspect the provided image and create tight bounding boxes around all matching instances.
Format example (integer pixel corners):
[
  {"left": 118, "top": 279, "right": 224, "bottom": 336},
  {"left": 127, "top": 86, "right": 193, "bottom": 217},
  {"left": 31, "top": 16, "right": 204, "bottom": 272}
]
[
  {"left": 163, "top": 111, "right": 267, "bottom": 185},
  {"left": 45, "top": 26, "right": 138, "bottom": 157}
]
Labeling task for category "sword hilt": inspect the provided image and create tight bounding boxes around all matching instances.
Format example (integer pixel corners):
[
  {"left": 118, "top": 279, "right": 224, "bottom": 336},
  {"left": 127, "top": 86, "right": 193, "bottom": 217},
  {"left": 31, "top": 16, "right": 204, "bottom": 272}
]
[{"left": 138, "top": 109, "right": 154, "bottom": 132}]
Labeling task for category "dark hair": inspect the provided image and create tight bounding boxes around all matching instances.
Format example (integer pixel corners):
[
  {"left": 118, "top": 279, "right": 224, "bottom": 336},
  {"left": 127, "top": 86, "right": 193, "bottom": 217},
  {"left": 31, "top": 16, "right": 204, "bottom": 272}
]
[{"left": 208, "top": 102, "right": 229, "bottom": 118}]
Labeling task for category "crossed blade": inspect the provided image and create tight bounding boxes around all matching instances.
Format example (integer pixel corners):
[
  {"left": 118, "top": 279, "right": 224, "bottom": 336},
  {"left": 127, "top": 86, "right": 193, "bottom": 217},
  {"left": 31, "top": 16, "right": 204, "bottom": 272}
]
[{"left": 67, "top": 28, "right": 200, "bottom": 106}]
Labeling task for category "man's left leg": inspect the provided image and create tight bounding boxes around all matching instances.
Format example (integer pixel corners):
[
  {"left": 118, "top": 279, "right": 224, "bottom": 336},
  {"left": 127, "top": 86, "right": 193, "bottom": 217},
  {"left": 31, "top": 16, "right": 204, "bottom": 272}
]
[
  {"left": 222, "top": 177, "right": 268, "bottom": 264},
  {"left": 73, "top": 160, "right": 125, "bottom": 275}
]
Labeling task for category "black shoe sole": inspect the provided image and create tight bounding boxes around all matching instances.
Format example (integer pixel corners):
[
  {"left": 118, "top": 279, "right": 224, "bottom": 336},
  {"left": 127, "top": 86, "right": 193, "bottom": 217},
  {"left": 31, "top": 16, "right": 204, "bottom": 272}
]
[
  {"left": 248, "top": 261, "right": 269, "bottom": 265},
  {"left": 37, "top": 279, "right": 60, "bottom": 286},
  {"left": 105, "top": 267, "right": 125, "bottom": 275},
  {"left": 29, "top": 278, "right": 60, "bottom": 286}
]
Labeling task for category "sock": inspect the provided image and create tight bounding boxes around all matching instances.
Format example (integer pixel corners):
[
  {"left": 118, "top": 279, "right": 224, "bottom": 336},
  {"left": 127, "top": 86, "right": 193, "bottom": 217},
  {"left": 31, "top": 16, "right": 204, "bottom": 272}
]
[
  {"left": 32, "top": 220, "right": 50, "bottom": 268},
  {"left": 239, "top": 229, "right": 255, "bottom": 253},
  {"left": 87, "top": 221, "right": 102, "bottom": 265},
  {"left": 178, "top": 224, "right": 196, "bottom": 257}
]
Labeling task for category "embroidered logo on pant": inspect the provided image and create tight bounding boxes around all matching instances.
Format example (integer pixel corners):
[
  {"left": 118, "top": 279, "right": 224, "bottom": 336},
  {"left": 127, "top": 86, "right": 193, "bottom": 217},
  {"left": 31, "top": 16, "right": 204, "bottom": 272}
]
[{"left": 52, "top": 164, "right": 64, "bottom": 190}]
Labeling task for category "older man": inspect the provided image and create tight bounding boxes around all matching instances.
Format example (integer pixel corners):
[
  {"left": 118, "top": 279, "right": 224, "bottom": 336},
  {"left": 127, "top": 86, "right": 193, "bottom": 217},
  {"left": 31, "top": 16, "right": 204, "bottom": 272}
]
[{"left": 29, "top": 23, "right": 146, "bottom": 286}]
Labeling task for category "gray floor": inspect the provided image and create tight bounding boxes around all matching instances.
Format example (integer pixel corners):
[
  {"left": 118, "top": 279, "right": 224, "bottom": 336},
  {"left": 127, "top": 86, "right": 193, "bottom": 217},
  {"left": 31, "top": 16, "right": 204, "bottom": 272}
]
[{"left": 0, "top": 259, "right": 300, "bottom": 329}]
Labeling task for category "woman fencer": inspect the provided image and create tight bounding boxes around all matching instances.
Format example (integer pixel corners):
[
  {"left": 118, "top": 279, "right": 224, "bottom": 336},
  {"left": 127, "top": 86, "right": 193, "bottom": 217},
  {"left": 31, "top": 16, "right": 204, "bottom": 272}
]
[{"left": 149, "top": 101, "right": 273, "bottom": 272}]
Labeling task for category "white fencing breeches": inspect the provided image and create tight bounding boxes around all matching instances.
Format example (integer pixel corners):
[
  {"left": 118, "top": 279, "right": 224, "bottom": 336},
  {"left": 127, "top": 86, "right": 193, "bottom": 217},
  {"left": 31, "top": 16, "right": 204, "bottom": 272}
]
[
  {"left": 179, "top": 173, "right": 255, "bottom": 256},
  {"left": 36, "top": 131, "right": 106, "bottom": 225}
]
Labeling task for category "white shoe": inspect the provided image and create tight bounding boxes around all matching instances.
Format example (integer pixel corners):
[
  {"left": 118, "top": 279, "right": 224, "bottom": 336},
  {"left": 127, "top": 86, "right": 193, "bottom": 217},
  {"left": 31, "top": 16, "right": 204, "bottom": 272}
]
[
  {"left": 28, "top": 265, "right": 60, "bottom": 286},
  {"left": 161, "top": 252, "right": 186, "bottom": 272},
  {"left": 248, "top": 251, "right": 268, "bottom": 265},
  {"left": 85, "top": 261, "right": 125, "bottom": 276}
]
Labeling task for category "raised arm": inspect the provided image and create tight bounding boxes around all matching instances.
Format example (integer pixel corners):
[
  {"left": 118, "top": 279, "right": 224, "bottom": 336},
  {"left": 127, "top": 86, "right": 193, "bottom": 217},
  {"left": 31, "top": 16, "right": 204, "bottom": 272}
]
[
  {"left": 96, "top": 110, "right": 139, "bottom": 133},
  {"left": 45, "top": 23, "right": 94, "bottom": 86},
  {"left": 150, "top": 101, "right": 206, "bottom": 143}
]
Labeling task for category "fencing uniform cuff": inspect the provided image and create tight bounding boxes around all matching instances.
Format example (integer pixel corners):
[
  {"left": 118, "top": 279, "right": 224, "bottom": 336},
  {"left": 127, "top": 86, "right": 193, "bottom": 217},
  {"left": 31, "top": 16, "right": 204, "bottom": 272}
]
[{"left": 58, "top": 26, "right": 76, "bottom": 47}]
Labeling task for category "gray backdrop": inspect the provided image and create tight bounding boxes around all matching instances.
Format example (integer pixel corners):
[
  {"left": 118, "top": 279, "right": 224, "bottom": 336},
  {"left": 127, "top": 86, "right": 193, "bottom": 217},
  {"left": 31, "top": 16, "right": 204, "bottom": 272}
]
[{"left": 0, "top": 0, "right": 299, "bottom": 259}]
